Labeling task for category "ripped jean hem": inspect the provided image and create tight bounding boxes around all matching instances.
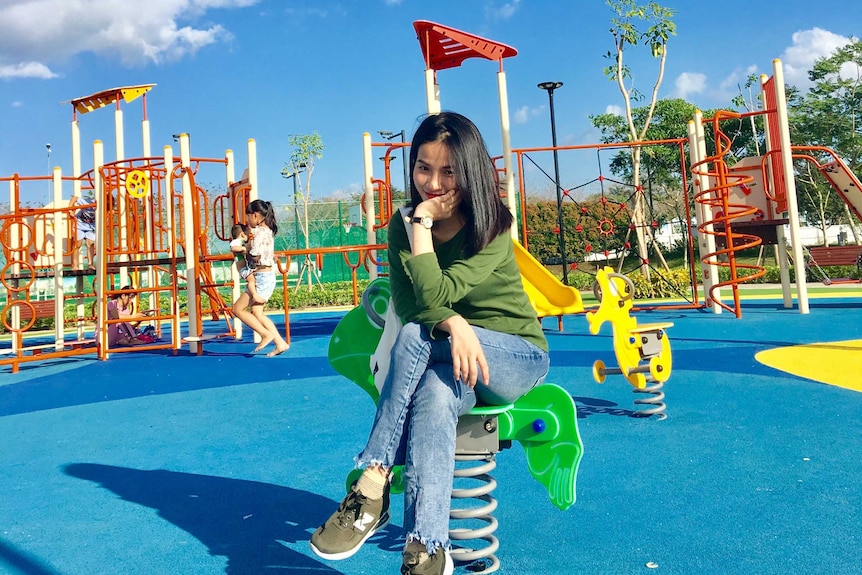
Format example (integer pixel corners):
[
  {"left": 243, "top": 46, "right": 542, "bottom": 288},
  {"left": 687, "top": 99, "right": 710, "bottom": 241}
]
[
  {"left": 406, "top": 533, "right": 451, "bottom": 555},
  {"left": 353, "top": 457, "right": 394, "bottom": 471}
]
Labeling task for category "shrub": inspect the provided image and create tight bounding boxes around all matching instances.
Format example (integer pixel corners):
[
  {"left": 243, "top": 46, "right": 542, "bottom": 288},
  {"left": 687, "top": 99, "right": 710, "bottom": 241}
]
[{"left": 627, "top": 268, "right": 694, "bottom": 299}]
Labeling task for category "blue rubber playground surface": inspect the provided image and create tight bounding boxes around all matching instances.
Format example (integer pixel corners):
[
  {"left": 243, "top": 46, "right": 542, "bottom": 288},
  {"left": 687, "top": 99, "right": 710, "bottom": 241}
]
[{"left": 2, "top": 293, "right": 861, "bottom": 575}]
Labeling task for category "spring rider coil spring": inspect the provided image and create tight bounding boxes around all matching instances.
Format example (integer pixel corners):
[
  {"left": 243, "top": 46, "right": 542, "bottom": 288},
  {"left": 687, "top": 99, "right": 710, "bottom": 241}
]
[{"left": 448, "top": 412, "right": 505, "bottom": 573}]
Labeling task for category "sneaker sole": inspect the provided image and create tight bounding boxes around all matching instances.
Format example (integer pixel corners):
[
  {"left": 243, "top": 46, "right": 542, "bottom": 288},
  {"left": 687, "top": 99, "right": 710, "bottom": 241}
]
[
  {"left": 403, "top": 550, "right": 454, "bottom": 575},
  {"left": 442, "top": 551, "right": 454, "bottom": 575},
  {"left": 309, "top": 510, "right": 390, "bottom": 561}
]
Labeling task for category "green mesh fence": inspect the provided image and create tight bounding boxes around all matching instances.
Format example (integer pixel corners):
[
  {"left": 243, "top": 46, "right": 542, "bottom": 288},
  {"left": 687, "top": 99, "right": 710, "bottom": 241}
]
[{"left": 207, "top": 201, "right": 388, "bottom": 284}]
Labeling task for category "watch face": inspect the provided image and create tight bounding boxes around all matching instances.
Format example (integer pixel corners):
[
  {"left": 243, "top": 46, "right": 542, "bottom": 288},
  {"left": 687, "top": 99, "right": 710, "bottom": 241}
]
[{"left": 412, "top": 216, "right": 433, "bottom": 229}]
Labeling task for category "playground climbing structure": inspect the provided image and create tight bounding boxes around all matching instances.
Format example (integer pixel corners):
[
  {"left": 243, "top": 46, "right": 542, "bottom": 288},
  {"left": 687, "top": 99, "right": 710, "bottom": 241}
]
[
  {"left": 1, "top": 86, "right": 258, "bottom": 372},
  {"left": 689, "top": 59, "right": 862, "bottom": 317}
]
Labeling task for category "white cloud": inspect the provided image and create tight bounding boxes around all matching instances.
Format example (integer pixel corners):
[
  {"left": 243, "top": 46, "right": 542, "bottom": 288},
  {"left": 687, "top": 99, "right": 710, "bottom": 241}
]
[
  {"left": 513, "top": 104, "right": 544, "bottom": 124},
  {"left": 605, "top": 104, "right": 624, "bottom": 116},
  {"left": 11, "top": 101, "right": 23, "bottom": 107},
  {"left": 781, "top": 27, "right": 851, "bottom": 88},
  {"left": 383, "top": 0, "right": 403, "bottom": 5},
  {"left": 714, "top": 64, "right": 760, "bottom": 104},
  {"left": 672, "top": 72, "right": 707, "bottom": 99},
  {"left": 486, "top": 0, "right": 521, "bottom": 20},
  {"left": 0, "top": 0, "right": 260, "bottom": 78},
  {"left": 0, "top": 61, "right": 58, "bottom": 80}
]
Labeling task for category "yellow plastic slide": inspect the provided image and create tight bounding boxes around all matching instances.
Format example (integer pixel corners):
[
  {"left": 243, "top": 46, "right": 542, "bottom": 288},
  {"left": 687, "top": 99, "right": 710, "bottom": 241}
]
[{"left": 513, "top": 240, "right": 583, "bottom": 318}]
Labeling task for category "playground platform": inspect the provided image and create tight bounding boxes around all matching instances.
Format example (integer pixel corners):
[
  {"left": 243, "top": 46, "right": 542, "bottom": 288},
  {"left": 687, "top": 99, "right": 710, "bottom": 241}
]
[{"left": 1, "top": 293, "right": 861, "bottom": 575}]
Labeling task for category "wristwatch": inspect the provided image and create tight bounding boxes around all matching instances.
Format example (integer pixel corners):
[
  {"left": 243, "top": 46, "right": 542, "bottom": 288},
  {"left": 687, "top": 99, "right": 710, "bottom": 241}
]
[{"left": 411, "top": 215, "right": 434, "bottom": 229}]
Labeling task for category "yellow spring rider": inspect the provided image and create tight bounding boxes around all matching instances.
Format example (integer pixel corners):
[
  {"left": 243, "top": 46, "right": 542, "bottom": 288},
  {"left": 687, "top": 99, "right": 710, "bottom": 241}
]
[{"left": 585, "top": 267, "right": 674, "bottom": 418}]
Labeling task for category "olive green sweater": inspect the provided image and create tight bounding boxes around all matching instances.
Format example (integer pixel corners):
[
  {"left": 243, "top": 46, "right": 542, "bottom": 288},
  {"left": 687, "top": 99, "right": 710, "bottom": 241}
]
[{"left": 388, "top": 214, "right": 548, "bottom": 352}]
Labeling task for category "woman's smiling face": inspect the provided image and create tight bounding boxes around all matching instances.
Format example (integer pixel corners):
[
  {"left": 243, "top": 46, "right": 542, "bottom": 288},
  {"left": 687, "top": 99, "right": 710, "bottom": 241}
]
[{"left": 413, "top": 140, "right": 457, "bottom": 202}]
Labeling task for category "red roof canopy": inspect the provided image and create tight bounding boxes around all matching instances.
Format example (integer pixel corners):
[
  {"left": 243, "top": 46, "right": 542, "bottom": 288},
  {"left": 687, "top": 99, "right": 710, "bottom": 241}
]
[
  {"left": 413, "top": 20, "right": 517, "bottom": 71},
  {"left": 65, "top": 84, "right": 155, "bottom": 115}
]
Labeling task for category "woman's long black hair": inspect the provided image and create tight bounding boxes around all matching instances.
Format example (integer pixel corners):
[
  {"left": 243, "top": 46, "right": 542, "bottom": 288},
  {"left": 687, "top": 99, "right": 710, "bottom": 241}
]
[
  {"left": 408, "top": 112, "right": 513, "bottom": 258},
  {"left": 245, "top": 199, "right": 278, "bottom": 235}
]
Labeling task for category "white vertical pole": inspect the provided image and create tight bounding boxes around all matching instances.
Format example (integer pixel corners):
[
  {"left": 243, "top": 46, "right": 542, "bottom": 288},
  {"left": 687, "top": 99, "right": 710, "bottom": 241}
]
[
  {"left": 773, "top": 59, "right": 809, "bottom": 314},
  {"left": 71, "top": 119, "right": 82, "bottom": 198},
  {"left": 71, "top": 117, "right": 82, "bottom": 278},
  {"left": 225, "top": 150, "right": 236, "bottom": 194},
  {"left": 141, "top": 116, "right": 154, "bottom": 268},
  {"left": 163, "top": 145, "right": 180, "bottom": 349},
  {"left": 71, "top": 118, "right": 85, "bottom": 336},
  {"left": 245, "top": 139, "right": 261, "bottom": 343},
  {"left": 690, "top": 111, "right": 721, "bottom": 313},
  {"left": 497, "top": 70, "right": 518, "bottom": 240},
  {"left": 142, "top": 119, "right": 151, "bottom": 158},
  {"left": 114, "top": 108, "right": 125, "bottom": 162},
  {"left": 114, "top": 106, "right": 129, "bottom": 288},
  {"left": 247, "top": 139, "right": 258, "bottom": 202},
  {"left": 179, "top": 133, "right": 200, "bottom": 353},
  {"left": 225, "top": 148, "right": 242, "bottom": 338},
  {"left": 9, "top": 179, "right": 21, "bottom": 348},
  {"left": 141, "top": 110, "right": 155, "bottom": 315},
  {"left": 424, "top": 69, "right": 441, "bottom": 114},
  {"left": 163, "top": 146, "right": 175, "bottom": 259},
  {"left": 93, "top": 141, "right": 107, "bottom": 356},
  {"left": 363, "top": 132, "right": 378, "bottom": 280},
  {"left": 52, "top": 167, "right": 64, "bottom": 350}
]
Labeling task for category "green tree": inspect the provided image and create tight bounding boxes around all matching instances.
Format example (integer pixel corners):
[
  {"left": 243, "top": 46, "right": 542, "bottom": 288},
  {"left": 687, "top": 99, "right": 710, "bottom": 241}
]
[
  {"left": 731, "top": 73, "right": 765, "bottom": 156},
  {"left": 591, "top": 98, "right": 717, "bottom": 258},
  {"left": 789, "top": 38, "right": 862, "bottom": 244},
  {"left": 281, "top": 132, "right": 325, "bottom": 290},
  {"left": 603, "top": 0, "right": 676, "bottom": 276}
]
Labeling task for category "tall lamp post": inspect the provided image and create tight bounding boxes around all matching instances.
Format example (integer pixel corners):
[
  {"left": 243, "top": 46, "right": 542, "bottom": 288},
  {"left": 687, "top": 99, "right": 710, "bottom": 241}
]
[
  {"left": 378, "top": 130, "right": 410, "bottom": 202},
  {"left": 537, "top": 81, "right": 567, "bottom": 285},
  {"left": 46, "top": 143, "right": 52, "bottom": 198},
  {"left": 281, "top": 163, "right": 307, "bottom": 250}
]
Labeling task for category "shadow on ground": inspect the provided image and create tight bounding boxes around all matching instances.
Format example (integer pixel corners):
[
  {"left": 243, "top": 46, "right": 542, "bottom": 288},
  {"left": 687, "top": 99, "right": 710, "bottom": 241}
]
[{"left": 64, "top": 464, "right": 401, "bottom": 574}]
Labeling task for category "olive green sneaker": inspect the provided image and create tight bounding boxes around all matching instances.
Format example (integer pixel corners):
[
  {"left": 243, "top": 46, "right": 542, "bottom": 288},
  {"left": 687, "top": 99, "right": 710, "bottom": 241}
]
[
  {"left": 400, "top": 547, "right": 454, "bottom": 575},
  {"left": 309, "top": 484, "right": 390, "bottom": 560}
]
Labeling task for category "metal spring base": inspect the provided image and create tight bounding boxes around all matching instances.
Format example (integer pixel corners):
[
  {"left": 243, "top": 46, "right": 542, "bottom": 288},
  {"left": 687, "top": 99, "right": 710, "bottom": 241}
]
[
  {"left": 449, "top": 454, "right": 501, "bottom": 574},
  {"left": 633, "top": 378, "right": 666, "bottom": 419}
]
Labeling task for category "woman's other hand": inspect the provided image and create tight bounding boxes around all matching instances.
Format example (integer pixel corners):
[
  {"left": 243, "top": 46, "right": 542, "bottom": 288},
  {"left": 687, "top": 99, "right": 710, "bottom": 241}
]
[{"left": 439, "top": 315, "right": 489, "bottom": 388}]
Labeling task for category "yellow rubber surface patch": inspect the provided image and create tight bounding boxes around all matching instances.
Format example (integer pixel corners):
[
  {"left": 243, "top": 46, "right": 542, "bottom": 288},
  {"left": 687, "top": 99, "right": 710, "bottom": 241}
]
[{"left": 756, "top": 340, "right": 862, "bottom": 393}]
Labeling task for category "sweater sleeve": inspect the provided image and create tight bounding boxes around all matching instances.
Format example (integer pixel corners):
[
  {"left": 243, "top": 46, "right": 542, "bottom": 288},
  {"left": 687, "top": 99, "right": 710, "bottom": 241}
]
[{"left": 389, "top": 215, "right": 510, "bottom": 336}]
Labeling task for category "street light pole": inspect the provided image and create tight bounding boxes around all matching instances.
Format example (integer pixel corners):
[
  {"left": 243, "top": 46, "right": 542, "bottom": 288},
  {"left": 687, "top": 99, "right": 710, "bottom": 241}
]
[
  {"left": 379, "top": 130, "right": 410, "bottom": 203},
  {"left": 538, "top": 81, "right": 567, "bottom": 285},
  {"left": 46, "top": 143, "right": 52, "bottom": 198}
]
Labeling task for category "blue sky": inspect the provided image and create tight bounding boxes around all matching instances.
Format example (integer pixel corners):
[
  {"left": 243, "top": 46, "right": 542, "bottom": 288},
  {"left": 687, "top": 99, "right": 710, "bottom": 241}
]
[{"left": 1, "top": 0, "right": 860, "bottom": 208}]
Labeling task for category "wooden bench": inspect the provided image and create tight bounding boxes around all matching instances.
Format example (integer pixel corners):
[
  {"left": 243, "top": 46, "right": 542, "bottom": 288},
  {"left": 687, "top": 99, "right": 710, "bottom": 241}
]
[
  {"left": 807, "top": 245, "right": 862, "bottom": 268},
  {"left": 12, "top": 299, "right": 57, "bottom": 321}
]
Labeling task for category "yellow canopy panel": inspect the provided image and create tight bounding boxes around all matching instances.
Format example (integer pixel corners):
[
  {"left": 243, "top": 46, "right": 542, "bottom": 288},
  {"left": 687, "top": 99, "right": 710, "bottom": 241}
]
[{"left": 65, "top": 84, "right": 156, "bottom": 115}]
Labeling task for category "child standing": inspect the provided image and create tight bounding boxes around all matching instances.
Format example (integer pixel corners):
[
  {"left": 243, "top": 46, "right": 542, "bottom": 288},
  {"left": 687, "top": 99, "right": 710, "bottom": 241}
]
[
  {"left": 230, "top": 223, "right": 259, "bottom": 303},
  {"left": 231, "top": 200, "right": 289, "bottom": 357}
]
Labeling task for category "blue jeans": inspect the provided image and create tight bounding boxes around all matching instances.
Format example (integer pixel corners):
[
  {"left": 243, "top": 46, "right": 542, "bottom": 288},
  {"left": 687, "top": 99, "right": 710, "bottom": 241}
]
[{"left": 355, "top": 321, "right": 550, "bottom": 553}]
